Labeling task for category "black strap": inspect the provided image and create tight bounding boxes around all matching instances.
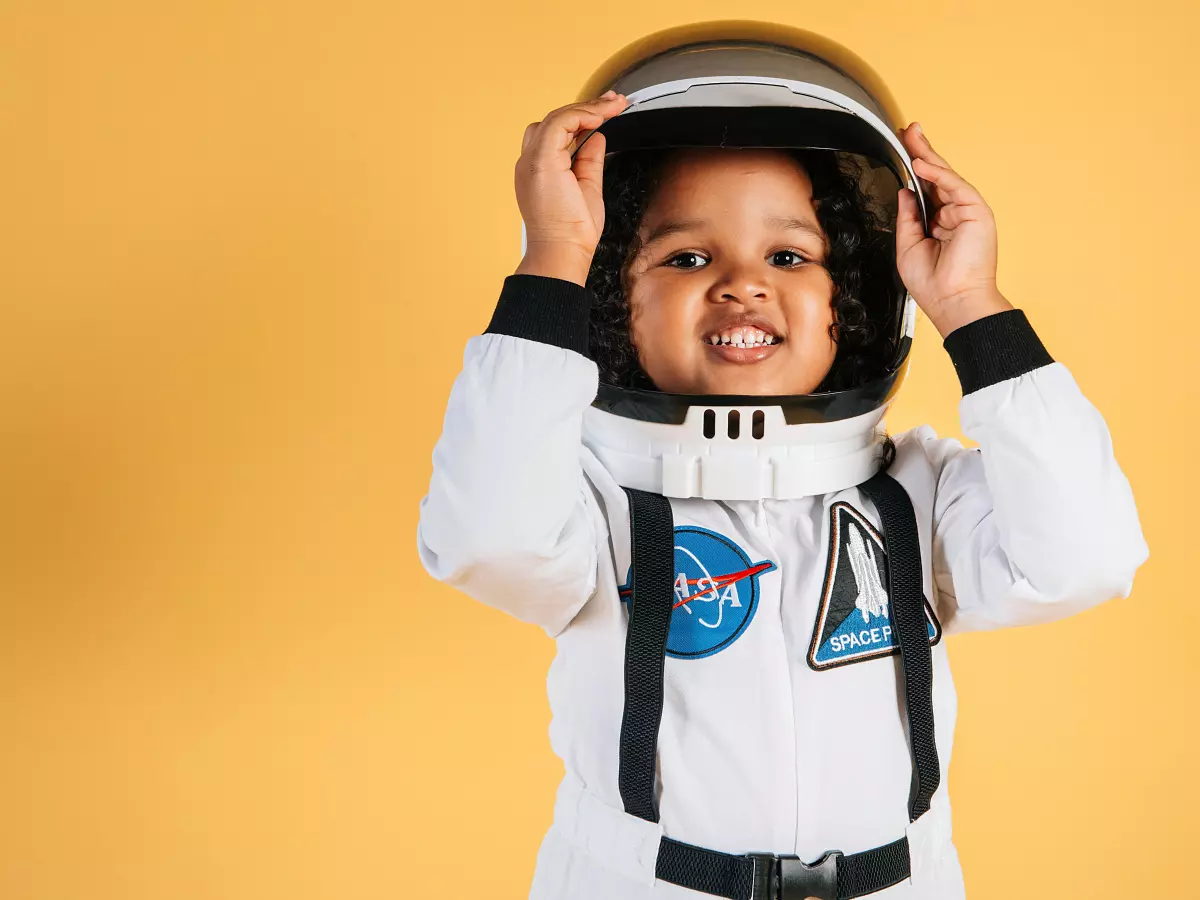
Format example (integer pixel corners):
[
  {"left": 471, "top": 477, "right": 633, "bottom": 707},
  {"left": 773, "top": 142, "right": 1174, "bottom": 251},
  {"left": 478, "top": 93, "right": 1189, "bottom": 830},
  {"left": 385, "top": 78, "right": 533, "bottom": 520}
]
[
  {"left": 655, "top": 835, "right": 911, "bottom": 900},
  {"left": 857, "top": 471, "right": 941, "bottom": 820},
  {"left": 618, "top": 486, "right": 676, "bottom": 823},
  {"left": 617, "top": 473, "right": 936, "bottom": 899}
]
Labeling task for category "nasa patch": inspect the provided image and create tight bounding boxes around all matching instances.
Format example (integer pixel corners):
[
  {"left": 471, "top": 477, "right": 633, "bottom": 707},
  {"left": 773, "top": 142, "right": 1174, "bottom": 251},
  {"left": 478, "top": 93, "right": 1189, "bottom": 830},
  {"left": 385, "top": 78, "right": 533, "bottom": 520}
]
[
  {"left": 619, "top": 526, "right": 776, "bottom": 660},
  {"left": 808, "top": 501, "right": 942, "bottom": 671}
]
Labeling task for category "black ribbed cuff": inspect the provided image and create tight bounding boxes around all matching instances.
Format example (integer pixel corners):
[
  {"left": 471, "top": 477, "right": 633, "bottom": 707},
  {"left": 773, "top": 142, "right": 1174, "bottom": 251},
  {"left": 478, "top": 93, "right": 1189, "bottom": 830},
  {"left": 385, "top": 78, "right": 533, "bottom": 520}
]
[
  {"left": 484, "top": 273, "right": 592, "bottom": 357},
  {"left": 943, "top": 308, "right": 1054, "bottom": 395}
]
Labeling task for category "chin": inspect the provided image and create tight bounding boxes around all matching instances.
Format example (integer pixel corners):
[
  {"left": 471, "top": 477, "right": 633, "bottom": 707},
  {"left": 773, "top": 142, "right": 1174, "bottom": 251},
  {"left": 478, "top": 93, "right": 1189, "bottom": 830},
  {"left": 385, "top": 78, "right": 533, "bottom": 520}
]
[
  {"left": 648, "top": 357, "right": 829, "bottom": 396},
  {"left": 704, "top": 366, "right": 818, "bottom": 396},
  {"left": 694, "top": 374, "right": 817, "bottom": 396}
]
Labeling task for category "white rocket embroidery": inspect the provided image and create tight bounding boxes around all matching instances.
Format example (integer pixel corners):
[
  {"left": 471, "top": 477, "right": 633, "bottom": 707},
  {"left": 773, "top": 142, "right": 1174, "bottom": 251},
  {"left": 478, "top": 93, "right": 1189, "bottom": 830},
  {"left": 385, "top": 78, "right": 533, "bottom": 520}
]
[{"left": 847, "top": 525, "right": 889, "bottom": 623}]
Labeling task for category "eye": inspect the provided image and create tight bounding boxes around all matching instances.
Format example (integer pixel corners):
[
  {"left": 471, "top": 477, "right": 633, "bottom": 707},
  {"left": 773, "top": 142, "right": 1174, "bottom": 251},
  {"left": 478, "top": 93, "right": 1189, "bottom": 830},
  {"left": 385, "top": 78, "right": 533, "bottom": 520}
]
[
  {"left": 665, "top": 251, "right": 708, "bottom": 270},
  {"left": 772, "top": 249, "right": 811, "bottom": 267},
  {"left": 664, "top": 249, "right": 813, "bottom": 270}
]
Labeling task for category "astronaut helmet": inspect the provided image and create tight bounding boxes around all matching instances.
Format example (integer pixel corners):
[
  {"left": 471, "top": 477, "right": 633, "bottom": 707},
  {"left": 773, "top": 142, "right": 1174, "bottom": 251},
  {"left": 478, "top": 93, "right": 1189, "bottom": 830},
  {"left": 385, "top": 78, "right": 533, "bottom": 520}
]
[{"left": 520, "top": 21, "right": 932, "bottom": 501}]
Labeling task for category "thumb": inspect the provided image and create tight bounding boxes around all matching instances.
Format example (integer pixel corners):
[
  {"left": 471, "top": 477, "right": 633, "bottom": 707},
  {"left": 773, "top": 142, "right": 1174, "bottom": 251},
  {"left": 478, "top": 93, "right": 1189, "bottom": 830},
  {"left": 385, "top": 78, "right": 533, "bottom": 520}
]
[
  {"left": 572, "top": 129, "right": 606, "bottom": 192},
  {"left": 895, "top": 187, "right": 926, "bottom": 258}
]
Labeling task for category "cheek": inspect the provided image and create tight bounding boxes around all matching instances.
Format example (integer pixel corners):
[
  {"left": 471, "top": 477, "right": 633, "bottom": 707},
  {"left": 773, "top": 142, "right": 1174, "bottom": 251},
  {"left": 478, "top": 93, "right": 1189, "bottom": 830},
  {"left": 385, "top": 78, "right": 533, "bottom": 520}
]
[
  {"left": 628, "top": 299, "right": 654, "bottom": 352},
  {"left": 629, "top": 296, "right": 703, "bottom": 381},
  {"left": 632, "top": 297, "right": 685, "bottom": 352},
  {"left": 628, "top": 300, "right": 662, "bottom": 367},
  {"left": 786, "top": 286, "right": 836, "bottom": 349}
]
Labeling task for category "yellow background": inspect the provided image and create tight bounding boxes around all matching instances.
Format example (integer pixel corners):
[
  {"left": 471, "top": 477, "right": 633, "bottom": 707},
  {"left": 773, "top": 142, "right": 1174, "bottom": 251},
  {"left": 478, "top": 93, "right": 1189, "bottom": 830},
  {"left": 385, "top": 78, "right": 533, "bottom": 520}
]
[{"left": 1, "top": 2, "right": 1195, "bottom": 898}]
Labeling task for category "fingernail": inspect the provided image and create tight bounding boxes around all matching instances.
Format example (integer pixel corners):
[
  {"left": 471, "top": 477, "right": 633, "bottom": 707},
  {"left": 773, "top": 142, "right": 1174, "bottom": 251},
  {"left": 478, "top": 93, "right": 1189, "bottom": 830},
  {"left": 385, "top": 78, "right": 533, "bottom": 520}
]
[
  {"left": 914, "top": 122, "right": 924, "bottom": 136},
  {"left": 602, "top": 89, "right": 616, "bottom": 98}
]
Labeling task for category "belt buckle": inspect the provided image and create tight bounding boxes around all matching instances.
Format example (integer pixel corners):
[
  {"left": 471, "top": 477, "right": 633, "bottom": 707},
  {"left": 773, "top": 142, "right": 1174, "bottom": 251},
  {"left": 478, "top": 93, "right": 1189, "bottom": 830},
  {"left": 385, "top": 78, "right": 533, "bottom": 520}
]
[{"left": 748, "top": 850, "right": 842, "bottom": 900}]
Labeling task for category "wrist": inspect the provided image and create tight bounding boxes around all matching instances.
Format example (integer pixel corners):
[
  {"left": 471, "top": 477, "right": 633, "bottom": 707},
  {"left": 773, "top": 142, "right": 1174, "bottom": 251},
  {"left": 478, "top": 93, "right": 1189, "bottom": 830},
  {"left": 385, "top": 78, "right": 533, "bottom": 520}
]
[
  {"left": 515, "top": 241, "right": 594, "bottom": 287},
  {"left": 927, "top": 288, "right": 1013, "bottom": 340}
]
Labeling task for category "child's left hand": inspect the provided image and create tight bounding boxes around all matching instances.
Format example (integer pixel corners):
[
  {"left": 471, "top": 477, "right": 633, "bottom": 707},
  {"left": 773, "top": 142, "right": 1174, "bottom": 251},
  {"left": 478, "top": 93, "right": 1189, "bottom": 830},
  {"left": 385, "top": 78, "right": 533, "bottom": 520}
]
[{"left": 896, "top": 123, "right": 1013, "bottom": 339}]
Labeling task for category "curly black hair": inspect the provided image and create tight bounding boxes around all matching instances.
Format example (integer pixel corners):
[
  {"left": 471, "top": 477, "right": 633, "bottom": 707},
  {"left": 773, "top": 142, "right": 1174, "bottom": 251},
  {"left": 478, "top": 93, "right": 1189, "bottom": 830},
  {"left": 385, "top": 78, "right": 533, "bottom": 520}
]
[{"left": 584, "top": 145, "right": 902, "bottom": 472}]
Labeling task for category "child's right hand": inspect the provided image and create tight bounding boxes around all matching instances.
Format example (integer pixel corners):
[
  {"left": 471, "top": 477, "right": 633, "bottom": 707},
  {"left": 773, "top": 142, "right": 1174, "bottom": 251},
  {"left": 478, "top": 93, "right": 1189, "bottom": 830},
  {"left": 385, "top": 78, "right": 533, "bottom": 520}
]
[{"left": 513, "top": 91, "right": 629, "bottom": 286}]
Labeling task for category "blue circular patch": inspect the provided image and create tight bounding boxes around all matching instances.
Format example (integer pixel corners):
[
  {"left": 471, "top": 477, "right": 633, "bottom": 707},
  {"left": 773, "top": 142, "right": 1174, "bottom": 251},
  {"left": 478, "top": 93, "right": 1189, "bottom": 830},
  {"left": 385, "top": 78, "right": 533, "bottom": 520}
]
[{"left": 619, "top": 526, "right": 776, "bottom": 659}]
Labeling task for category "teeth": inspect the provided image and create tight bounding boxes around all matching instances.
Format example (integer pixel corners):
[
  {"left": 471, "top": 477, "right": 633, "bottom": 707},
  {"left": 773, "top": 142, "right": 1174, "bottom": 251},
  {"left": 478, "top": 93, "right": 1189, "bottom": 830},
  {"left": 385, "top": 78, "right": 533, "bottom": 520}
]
[{"left": 707, "top": 328, "right": 780, "bottom": 346}]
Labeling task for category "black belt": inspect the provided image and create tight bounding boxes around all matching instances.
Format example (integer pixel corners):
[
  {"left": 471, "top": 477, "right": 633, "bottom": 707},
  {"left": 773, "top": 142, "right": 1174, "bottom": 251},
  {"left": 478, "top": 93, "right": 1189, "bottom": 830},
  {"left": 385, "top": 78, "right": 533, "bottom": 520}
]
[{"left": 619, "top": 472, "right": 939, "bottom": 900}]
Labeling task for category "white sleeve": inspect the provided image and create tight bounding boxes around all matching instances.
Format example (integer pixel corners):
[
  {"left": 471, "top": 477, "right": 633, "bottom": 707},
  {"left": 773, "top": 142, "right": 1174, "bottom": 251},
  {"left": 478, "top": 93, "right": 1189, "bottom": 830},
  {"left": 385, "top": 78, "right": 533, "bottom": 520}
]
[
  {"left": 416, "top": 274, "right": 603, "bottom": 638},
  {"left": 914, "top": 309, "right": 1149, "bottom": 635}
]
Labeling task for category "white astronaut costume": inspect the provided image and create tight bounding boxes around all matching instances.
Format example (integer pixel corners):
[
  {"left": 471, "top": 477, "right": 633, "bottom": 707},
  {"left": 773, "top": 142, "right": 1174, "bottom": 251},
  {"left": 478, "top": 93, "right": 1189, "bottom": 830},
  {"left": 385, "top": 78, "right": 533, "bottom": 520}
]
[{"left": 416, "top": 23, "right": 1149, "bottom": 900}]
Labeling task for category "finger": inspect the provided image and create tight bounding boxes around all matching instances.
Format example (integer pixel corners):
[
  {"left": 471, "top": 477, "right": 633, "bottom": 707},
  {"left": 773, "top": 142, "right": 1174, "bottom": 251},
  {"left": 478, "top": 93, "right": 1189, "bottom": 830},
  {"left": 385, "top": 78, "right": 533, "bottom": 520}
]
[
  {"left": 902, "top": 123, "right": 953, "bottom": 170},
  {"left": 900, "top": 124, "right": 963, "bottom": 212},
  {"left": 521, "top": 122, "right": 540, "bottom": 154},
  {"left": 534, "top": 97, "right": 627, "bottom": 158},
  {"left": 572, "top": 128, "right": 606, "bottom": 191},
  {"left": 895, "top": 186, "right": 926, "bottom": 256},
  {"left": 530, "top": 109, "right": 605, "bottom": 162},
  {"left": 912, "top": 157, "right": 986, "bottom": 208},
  {"left": 541, "top": 92, "right": 623, "bottom": 122},
  {"left": 933, "top": 202, "right": 990, "bottom": 230}
]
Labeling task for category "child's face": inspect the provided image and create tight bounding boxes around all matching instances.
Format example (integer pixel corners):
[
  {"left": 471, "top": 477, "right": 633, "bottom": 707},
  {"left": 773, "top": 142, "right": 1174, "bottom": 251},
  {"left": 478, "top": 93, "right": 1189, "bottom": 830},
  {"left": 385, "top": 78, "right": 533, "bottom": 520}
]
[{"left": 623, "top": 148, "right": 837, "bottom": 395}]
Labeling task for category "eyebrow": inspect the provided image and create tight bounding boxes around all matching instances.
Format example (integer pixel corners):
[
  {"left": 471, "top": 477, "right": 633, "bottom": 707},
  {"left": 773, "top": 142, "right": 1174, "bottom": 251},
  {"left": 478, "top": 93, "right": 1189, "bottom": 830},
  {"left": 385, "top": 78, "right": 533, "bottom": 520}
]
[{"left": 642, "top": 214, "right": 826, "bottom": 246}]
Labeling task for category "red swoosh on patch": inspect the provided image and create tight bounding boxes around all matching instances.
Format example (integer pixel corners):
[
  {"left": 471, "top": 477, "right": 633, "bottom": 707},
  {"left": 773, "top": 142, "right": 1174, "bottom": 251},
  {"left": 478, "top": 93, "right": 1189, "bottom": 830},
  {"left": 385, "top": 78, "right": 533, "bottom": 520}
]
[{"left": 619, "top": 563, "right": 774, "bottom": 609}]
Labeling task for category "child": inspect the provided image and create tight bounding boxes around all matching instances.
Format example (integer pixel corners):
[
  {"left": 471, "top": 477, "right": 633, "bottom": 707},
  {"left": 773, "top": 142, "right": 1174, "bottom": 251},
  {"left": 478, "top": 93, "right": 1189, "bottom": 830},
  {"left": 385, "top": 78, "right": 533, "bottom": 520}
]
[{"left": 417, "top": 89, "right": 1148, "bottom": 900}]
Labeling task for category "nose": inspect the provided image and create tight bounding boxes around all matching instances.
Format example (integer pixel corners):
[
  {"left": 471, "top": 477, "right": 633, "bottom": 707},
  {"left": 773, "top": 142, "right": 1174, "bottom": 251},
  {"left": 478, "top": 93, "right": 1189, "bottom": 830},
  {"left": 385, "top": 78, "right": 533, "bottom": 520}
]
[{"left": 709, "top": 259, "right": 773, "bottom": 305}]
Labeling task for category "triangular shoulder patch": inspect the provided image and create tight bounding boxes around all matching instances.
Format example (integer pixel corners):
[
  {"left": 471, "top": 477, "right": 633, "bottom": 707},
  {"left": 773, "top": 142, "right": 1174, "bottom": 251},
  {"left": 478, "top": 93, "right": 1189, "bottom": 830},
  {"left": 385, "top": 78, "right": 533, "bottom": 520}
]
[{"left": 807, "top": 501, "right": 942, "bottom": 671}]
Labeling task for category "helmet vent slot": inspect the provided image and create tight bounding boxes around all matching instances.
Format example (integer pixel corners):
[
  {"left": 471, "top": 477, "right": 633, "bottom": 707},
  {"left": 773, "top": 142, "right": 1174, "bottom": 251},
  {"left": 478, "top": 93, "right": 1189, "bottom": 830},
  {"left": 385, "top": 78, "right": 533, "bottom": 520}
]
[
  {"left": 703, "top": 409, "right": 716, "bottom": 439},
  {"left": 727, "top": 410, "right": 740, "bottom": 440},
  {"left": 752, "top": 410, "right": 765, "bottom": 439}
]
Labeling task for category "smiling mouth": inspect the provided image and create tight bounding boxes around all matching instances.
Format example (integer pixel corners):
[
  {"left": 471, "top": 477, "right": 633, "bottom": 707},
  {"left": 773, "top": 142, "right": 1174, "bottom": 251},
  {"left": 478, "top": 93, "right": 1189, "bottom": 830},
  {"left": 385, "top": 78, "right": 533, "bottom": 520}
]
[
  {"left": 705, "top": 326, "right": 780, "bottom": 348},
  {"left": 702, "top": 325, "right": 784, "bottom": 364}
]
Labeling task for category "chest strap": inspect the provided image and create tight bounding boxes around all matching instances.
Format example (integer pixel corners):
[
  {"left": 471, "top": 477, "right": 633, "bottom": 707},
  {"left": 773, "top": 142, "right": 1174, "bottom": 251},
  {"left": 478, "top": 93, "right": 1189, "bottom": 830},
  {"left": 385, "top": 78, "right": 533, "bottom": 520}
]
[{"left": 619, "top": 472, "right": 939, "bottom": 900}]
